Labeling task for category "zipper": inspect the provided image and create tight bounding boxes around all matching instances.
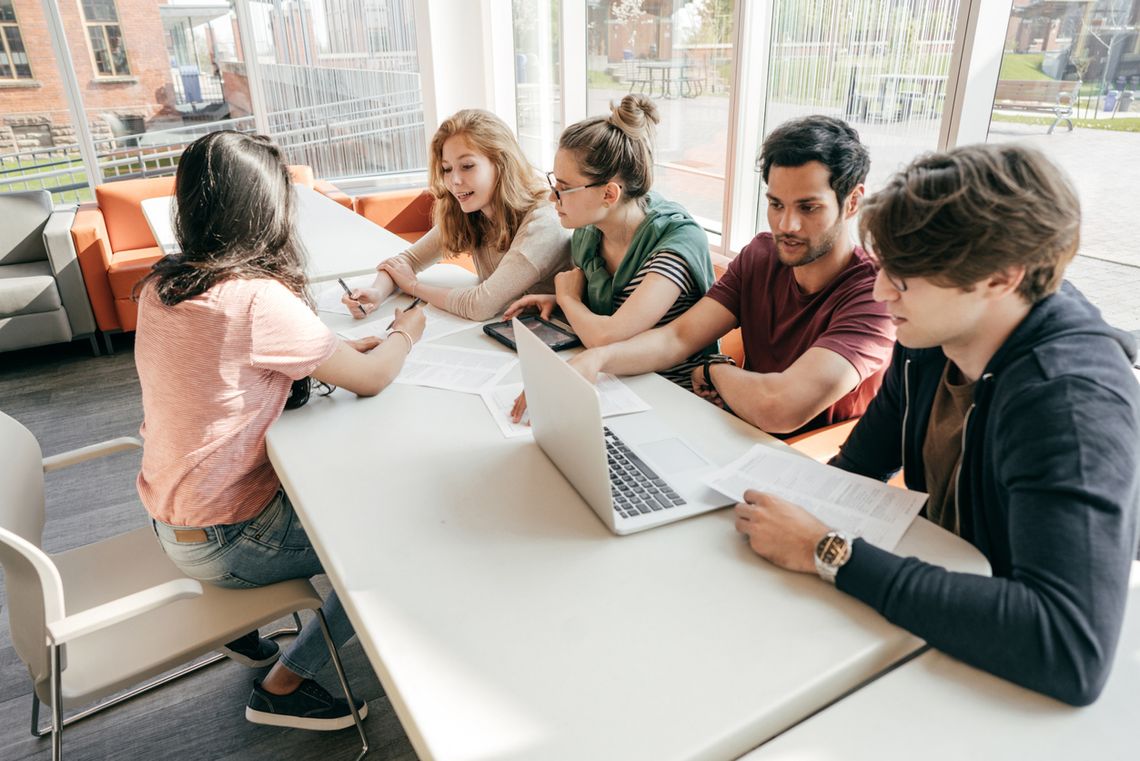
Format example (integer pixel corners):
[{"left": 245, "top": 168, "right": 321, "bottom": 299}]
[
  {"left": 901, "top": 358, "right": 912, "bottom": 480},
  {"left": 953, "top": 373, "right": 990, "bottom": 535}
]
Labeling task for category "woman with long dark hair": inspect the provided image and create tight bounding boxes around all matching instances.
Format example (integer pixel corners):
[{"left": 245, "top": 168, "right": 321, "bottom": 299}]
[{"left": 134, "top": 131, "right": 421, "bottom": 730}]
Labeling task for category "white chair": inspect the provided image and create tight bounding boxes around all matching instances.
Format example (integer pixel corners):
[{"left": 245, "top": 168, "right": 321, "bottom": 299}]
[{"left": 0, "top": 411, "right": 369, "bottom": 760}]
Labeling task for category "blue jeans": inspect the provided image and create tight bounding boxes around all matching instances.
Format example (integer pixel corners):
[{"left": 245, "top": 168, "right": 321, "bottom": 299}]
[{"left": 152, "top": 489, "right": 354, "bottom": 680}]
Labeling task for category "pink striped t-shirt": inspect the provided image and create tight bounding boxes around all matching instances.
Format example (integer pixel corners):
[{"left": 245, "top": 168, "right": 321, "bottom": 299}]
[{"left": 135, "top": 278, "right": 339, "bottom": 527}]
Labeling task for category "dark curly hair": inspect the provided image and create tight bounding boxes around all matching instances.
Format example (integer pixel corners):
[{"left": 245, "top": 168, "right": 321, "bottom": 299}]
[
  {"left": 136, "top": 130, "right": 309, "bottom": 306},
  {"left": 758, "top": 115, "right": 870, "bottom": 204}
]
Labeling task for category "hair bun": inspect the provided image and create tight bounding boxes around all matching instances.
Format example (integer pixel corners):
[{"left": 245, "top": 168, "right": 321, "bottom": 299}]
[{"left": 609, "top": 94, "right": 659, "bottom": 143}]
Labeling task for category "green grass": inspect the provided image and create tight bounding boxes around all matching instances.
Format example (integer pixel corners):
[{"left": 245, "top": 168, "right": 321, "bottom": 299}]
[
  {"left": 588, "top": 69, "right": 620, "bottom": 88},
  {"left": 999, "top": 53, "right": 1053, "bottom": 82},
  {"left": 991, "top": 112, "right": 1140, "bottom": 133}
]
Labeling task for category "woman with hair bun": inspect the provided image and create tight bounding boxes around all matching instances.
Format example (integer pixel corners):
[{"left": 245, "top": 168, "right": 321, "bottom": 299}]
[
  {"left": 506, "top": 94, "right": 716, "bottom": 418},
  {"left": 343, "top": 109, "right": 571, "bottom": 322}
]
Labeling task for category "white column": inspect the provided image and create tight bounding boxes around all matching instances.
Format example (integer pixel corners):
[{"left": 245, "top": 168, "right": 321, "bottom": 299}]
[
  {"left": 560, "top": 0, "right": 587, "bottom": 127},
  {"left": 38, "top": 0, "right": 103, "bottom": 188},
  {"left": 938, "top": 0, "right": 1014, "bottom": 149},
  {"left": 233, "top": 0, "right": 272, "bottom": 135},
  {"left": 414, "top": 0, "right": 510, "bottom": 144},
  {"left": 721, "top": 0, "right": 773, "bottom": 255}
]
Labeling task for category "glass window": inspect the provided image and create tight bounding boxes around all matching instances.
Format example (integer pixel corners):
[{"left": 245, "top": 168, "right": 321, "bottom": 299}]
[
  {"left": 987, "top": 0, "right": 1140, "bottom": 331},
  {"left": 513, "top": 0, "right": 562, "bottom": 170},
  {"left": 587, "top": 0, "right": 736, "bottom": 232},
  {"left": 0, "top": 0, "right": 31, "bottom": 80},
  {"left": 81, "top": 0, "right": 131, "bottom": 77},
  {"left": 762, "top": 0, "right": 962, "bottom": 199}
]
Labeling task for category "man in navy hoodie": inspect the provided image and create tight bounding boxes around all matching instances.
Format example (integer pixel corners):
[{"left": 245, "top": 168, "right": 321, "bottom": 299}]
[{"left": 733, "top": 143, "right": 1140, "bottom": 706}]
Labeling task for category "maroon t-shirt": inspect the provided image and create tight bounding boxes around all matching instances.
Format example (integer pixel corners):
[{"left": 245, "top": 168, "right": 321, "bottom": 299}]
[{"left": 706, "top": 233, "right": 896, "bottom": 435}]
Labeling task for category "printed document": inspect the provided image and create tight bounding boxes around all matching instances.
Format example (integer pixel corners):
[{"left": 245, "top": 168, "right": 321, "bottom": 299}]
[
  {"left": 394, "top": 344, "right": 517, "bottom": 394},
  {"left": 316, "top": 274, "right": 382, "bottom": 315},
  {"left": 481, "top": 374, "right": 652, "bottom": 438},
  {"left": 337, "top": 305, "right": 479, "bottom": 344},
  {"left": 705, "top": 445, "right": 926, "bottom": 550}
]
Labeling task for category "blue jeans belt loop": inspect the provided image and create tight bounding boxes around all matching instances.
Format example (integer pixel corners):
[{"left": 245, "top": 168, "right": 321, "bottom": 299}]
[{"left": 173, "top": 528, "right": 209, "bottom": 544}]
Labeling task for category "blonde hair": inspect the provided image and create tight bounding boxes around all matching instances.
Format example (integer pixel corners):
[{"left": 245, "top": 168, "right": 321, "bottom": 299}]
[
  {"left": 428, "top": 109, "right": 547, "bottom": 253},
  {"left": 559, "top": 94, "right": 660, "bottom": 208}
]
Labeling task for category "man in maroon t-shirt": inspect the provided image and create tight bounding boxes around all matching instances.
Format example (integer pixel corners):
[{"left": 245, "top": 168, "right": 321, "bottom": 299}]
[{"left": 569, "top": 116, "right": 895, "bottom": 436}]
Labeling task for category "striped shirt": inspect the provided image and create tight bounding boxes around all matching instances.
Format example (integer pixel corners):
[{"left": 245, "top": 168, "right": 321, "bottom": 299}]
[
  {"left": 612, "top": 250, "right": 705, "bottom": 389},
  {"left": 134, "top": 279, "right": 339, "bottom": 527}
]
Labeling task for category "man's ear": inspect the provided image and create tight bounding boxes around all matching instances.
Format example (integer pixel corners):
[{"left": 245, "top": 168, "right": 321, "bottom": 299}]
[
  {"left": 843, "top": 184, "right": 864, "bottom": 219},
  {"left": 985, "top": 266, "right": 1026, "bottom": 299}
]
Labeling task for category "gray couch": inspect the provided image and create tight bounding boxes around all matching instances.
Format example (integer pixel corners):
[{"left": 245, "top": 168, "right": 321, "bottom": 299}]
[{"left": 1, "top": 190, "right": 98, "bottom": 354}]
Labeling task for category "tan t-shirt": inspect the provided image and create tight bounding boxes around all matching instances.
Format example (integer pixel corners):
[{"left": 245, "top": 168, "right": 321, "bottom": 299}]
[
  {"left": 921, "top": 361, "right": 977, "bottom": 534},
  {"left": 135, "top": 279, "right": 339, "bottom": 527},
  {"left": 397, "top": 202, "right": 571, "bottom": 321}
]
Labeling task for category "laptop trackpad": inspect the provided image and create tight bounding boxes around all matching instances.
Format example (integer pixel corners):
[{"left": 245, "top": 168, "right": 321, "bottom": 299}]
[{"left": 640, "top": 437, "right": 710, "bottom": 473}]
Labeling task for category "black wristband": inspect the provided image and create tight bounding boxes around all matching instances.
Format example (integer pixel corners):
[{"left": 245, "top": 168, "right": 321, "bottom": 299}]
[{"left": 702, "top": 360, "right": 715, "bottom": 390}]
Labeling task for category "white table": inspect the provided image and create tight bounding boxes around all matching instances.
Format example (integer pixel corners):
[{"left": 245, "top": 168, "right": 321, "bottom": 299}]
[
  {"left": 266, "top": 301, "right": 990, "bottom": 761},
  {"left": 743, "top": 560, "right": 1140, "bottom": 760},
  {"left": 140, "top": 185, "right": 410, "bottom": 282}
]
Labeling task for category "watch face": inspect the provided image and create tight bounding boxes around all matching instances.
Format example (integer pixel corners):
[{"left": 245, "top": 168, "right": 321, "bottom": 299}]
[{"left": 818, "top": 534, "right": 848, "bottom": 565}]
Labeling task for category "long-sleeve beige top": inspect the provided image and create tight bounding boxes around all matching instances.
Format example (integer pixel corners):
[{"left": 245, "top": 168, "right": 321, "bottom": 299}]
[{"left": 396, "top": 202, "right": 571, "bottom": 321}]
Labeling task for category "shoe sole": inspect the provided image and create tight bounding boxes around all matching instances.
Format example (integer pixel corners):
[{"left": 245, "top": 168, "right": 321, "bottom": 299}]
[
  {"left": 220, "top": 647, "right": 281, "bottom": 668},
  {"left": 245, "top": 703, "right": 368, "bottom": 731}
]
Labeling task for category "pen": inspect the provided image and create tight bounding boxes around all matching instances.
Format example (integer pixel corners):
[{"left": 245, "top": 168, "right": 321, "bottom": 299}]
[
  {"left": 337, "top": 278, "right": 367, "bottom": 317},
  {"left": 387, "top": 297, "right": 423, "bottom": 330}
]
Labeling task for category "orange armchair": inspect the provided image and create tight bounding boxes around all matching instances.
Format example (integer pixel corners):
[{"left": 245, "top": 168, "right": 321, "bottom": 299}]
[
  {"left": 71, "top": 176, "right": 174, "bottom": 334},
  {"left": 354, "top": 188, "right": 476, "bottom": 274},
  {"left": 712, "top": 254, "right": 744, "bottom": 366}
]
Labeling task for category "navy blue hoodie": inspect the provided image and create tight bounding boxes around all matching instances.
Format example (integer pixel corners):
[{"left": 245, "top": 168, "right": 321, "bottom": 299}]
[{"left": 831, "top": 282, "right": 1140, "bottom": 706}]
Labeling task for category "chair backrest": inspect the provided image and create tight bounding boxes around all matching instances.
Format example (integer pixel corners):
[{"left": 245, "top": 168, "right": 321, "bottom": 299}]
[
  {"left": 0, "top": 190, "right": 52, "bottom": 266},
  {"left": 0, "top": 411, "right": 67, "bottom": 686},
  {"left": 94, "top": 177, "right": 176, "bottom": 254}
]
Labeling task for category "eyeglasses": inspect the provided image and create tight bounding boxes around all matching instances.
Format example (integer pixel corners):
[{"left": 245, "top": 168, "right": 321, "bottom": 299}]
[
  {"left": 546, "top": 171, "right": 606, "bottom": 203},
  {"left": 869, "top": 252, "right": 908, "bottom": 292}
]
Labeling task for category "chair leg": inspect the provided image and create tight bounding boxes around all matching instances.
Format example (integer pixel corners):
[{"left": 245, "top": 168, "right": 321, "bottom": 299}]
[
  {"left": 101, "top": 332, "right": 114, "bottom": 355},
  {"left": 51, "top": 644, "right": 63, "bottom": 761},
  {"left": 30, "top": 614, "right": 304, "bottom": 737},
  {"left": 87, "top": 335, "right": 101, "bottom": 357},
  {"left": 315, "top": 609, "right": 369, "bottom": 760}
]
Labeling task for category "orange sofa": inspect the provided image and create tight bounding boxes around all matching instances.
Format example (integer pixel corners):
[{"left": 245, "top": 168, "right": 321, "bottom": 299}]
[
  {"left": 71, "top": 167, "right": 352, "bottom": 335},
  {"left": 354, "top": 188, "right": 476, "bottom": 274}
]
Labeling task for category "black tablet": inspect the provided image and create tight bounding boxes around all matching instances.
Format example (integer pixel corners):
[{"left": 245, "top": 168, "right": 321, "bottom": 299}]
[{"left": 483, "top": 314, "right": 581, "bottom": 352}]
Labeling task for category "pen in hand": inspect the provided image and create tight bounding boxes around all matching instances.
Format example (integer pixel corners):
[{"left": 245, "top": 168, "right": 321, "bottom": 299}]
[
  {"left": 387, "top": 297, "right": 423, "bottom": 330},
  {"left": 337, "top": 278, "right": 367, "bottom": 317}
]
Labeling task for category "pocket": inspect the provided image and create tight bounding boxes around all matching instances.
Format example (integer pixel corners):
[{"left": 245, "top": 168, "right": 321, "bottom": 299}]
[{"left": 241, "top": 490, "right": 312, "bottom": 552}]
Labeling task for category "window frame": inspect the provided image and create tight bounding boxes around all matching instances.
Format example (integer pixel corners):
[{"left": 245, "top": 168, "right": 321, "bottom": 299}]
[
  {"left": 79, "top": 0, "right": 131, "bottom": 78},
  {"left": 0, "top": 0, "right": 33, "bottom": 80}
]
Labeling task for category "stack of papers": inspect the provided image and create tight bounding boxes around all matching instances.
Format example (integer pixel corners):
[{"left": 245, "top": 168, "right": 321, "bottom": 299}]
[
  {"left": 705, "top": 445, "right": 926, "bottom": 550},
  {"left": 316, "top": 275, "right": 381, "bottom": 315},
  {"left": 338, "top": 304, "right": 480, "bottom": 344},
  {"left": 481, "top": 373, "right": 651, "bottom": 438},
  {"left": 394, "top": 344, "right": 517, "bottom": 394}
]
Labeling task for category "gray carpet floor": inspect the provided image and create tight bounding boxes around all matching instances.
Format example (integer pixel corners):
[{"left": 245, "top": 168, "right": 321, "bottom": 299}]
[{"left": 0, "top": 337, "right": 418, "bottom": 761}]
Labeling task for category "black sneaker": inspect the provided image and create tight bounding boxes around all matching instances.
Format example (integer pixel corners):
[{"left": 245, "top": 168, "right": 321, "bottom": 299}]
[
  {"left": 245, "top": 679, "right": 368, "bottom": 731},
  {"left": 220, "top": 630, "right": 280, "bottom": 668}
]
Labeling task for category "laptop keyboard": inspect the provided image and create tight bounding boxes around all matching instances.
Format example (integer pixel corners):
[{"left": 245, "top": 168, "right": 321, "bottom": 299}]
[{"left": 604, "top": 427, "right": 686, "bottom": 519}]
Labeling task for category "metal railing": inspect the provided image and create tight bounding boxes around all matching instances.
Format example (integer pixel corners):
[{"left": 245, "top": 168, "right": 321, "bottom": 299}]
[{"left": 1, "top": 94, "right": 425, "bottom": 201}]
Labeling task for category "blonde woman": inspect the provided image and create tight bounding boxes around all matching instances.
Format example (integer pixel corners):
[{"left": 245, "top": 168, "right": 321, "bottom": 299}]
[{"left": 344, "top": 109, "right": 571, "bottom": 321}]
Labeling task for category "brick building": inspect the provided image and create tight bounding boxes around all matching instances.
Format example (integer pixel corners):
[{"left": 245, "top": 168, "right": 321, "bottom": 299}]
[{"left": 0, "top": 0, "right": 173, "bottom": 154}]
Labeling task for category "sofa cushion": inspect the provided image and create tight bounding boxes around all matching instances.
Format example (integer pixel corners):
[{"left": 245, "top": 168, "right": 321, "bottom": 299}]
[
  {"left": 108, "top": 246, "right": 164, "bottom": 300},
  {"left": 95, "top": 177, "right": 175, "bottom": 254},
  {"left": 0, "top": 190, "right": 52, "bottom": 266},
  {"left": 0, "top": 261, "right": 62, "bottom": 316}
]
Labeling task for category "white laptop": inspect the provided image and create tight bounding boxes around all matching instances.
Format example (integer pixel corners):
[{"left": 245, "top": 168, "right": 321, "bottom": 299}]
[{"left": 514, "top": 318, "right": 734, "bottom": 535}]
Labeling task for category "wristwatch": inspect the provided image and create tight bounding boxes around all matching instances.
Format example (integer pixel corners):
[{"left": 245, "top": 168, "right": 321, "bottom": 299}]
[{"left": 814, "top": 531, "right": 853, "bottom": 584}]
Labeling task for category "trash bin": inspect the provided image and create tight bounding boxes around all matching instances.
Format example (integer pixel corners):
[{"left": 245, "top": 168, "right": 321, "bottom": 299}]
[
  {"left": 1104, "top": 90, "right": 1119, "bottom": 112},
  {"left": 179, "top": 65, "right": 202, "bottom": 103},
  {"left": 1120, "top": 91, "right": 1134, "bottom": 113}
]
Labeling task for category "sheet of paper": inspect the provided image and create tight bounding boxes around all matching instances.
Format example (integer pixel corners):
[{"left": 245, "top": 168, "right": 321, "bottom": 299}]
[
  {"left": 316, "top": 274, "right": 382, "bottom": 315},
  {"left": 394, "top": 344, "right": 517, "bottom": 394},
  {"left": 338, "top": 304, "right": 480, "bottom": 343},
  {"left": 480, "top": 374, "right": 652, "bottom": 438},
  {"left": 704, "top": 444, "right": 927, "bottom": 551}
]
